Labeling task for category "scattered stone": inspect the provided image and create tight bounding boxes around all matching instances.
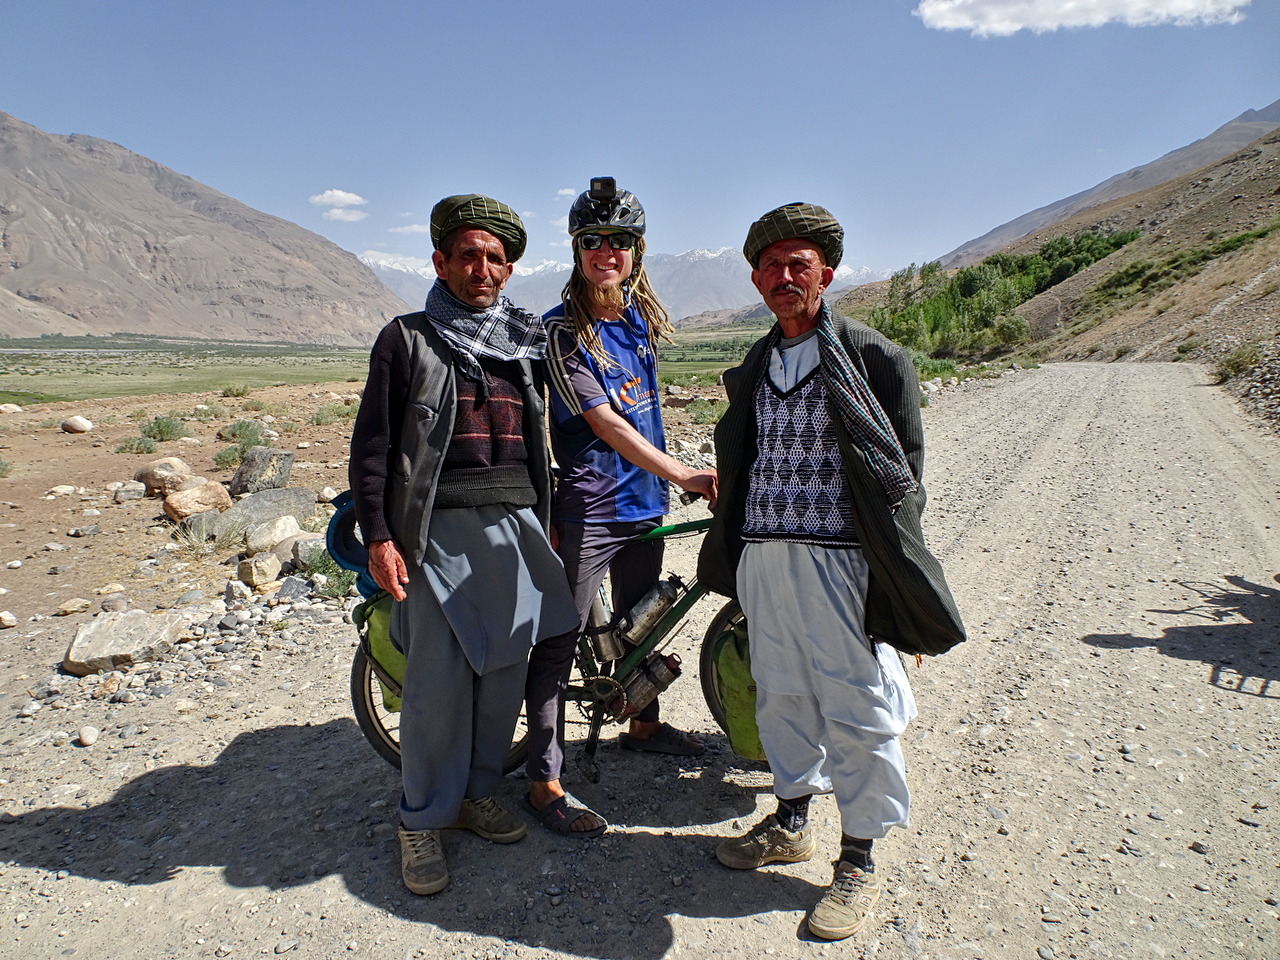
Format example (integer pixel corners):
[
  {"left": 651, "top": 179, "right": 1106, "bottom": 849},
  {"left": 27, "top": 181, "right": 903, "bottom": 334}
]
[
  {"left": 275, "top": 576, "right": 311, "bottom": 602},
  {"left": 68, "top": 524, "right": 100, "bottom": 537},
  {"left": 77, "top": 725, "right": 100, "bottom": 746},
  {"left": 290, "top": 534, "right": 328, "bottom": 568},
  {"left": 237, "top": 554, "right": 283, "bottom": 587},
  {"left": 0, "top": 611, "right": 17, "bottom": 628},
  {"left": 319, "top": 486, "right": 340, "bottom": 502},
  {"left": 163, "top": 481, "right": 232, "bottom": 522},
  {"left": 47, "top": 485, "right": 78, "bottom": 496},
  {"left": 7, "top": 559, "right": 22, "bottom": 569},
  {"left": 56, "top": 598, "right": 91, "bottom": 616},
  {"left": 100, "top": 594, "right": 130, "bottom": 613},
  {"left": 229, "top": 446, "right": 296, "bottom": 496},
  {"left": 60, "top": 416, "right": 93, "bottom": 433},
  {"left": 113, "top": 481, "right": 147, "bottom": 502},
  {"left": 0, "top": 402, "right": 22, "bottom": 414},
  {"left": 173, "top": 475, "right": 210, "bottom": 492},
  {"left": 214, "top": 487, "right": 317, "bottom": 538},
  {"left": 63, "top": 610, "right": 184, "bottom": 676}
]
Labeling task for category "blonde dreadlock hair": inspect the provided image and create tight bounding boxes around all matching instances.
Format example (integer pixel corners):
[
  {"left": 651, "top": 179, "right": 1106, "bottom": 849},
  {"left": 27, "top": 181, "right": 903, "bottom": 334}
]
[{"left": 560, "top": 236, "right": 673, "bottom": 371}]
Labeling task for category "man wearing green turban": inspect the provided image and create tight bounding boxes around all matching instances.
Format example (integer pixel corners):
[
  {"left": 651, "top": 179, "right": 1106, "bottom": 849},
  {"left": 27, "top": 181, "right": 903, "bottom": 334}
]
[
  {"left": 700, "top": 203, "right": 965, "bottom": 940},
  {"left": 349, "top": 194, "right": 578, "bottom": 896}
]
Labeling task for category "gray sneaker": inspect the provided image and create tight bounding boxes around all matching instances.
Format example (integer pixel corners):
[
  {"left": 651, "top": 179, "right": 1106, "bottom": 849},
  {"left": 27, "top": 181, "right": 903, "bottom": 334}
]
[
  {"left": 715, "top": 815, "right": 816, "bottom": 869},
  {"left": 398, "top": 827, "right": 448, "bottom": 895},
  {"left": 807, "top": 860, "right": 881, "bottom": 940},
  {"left": 451, "top": 796, "right": 527, "bottom": 844}
]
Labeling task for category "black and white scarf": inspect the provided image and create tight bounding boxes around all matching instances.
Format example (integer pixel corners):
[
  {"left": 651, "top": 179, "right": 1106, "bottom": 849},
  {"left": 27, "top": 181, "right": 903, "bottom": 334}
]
[{"left": 424, "top": 279, "right": 549, "bottom": 395}]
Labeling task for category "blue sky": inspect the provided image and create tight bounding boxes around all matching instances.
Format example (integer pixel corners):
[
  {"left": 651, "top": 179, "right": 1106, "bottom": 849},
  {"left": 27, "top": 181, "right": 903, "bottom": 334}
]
[{"left": 2, "top": 0, "right": 1275, "bottom": 274}]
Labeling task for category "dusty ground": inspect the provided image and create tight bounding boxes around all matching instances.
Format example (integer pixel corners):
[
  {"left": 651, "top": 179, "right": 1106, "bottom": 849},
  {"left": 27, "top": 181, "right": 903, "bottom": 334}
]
[{"left": 0, "top": 363, "right": 1277, "bottom": 960}]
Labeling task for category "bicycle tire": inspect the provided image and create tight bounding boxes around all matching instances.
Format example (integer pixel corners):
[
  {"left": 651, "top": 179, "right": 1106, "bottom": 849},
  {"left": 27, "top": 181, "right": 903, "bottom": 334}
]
[
  {"left": 349, "top": 646, "right": 532, "bottom": 775},
  {"left": 698, "top": 599, "right": 743, "bottom": 734}
]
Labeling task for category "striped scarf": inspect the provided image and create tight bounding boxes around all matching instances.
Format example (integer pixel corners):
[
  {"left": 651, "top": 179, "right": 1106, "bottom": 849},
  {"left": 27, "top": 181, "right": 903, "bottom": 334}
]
[
  {"left": 424, "top": 280, "right": 549, "bottom": 397},
  {"left": 817, "top": 303, "right": 918, "bottom": 508}
]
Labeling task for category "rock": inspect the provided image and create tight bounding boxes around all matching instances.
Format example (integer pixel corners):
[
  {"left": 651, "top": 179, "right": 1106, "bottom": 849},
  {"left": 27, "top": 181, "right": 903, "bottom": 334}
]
[
  {"left": 68, "top": 524, "right": 100, "bottom": 537},
  {"left": 100, "top": 594, "right": 130, "bottom": 613},
  {"left": 63, "top": 610, "right": 184, "bottom": 676},
  {"left": 0, "top": 402, "right": 23, "bottom": 414},
  {"left": 291, "top": 534, "right": 329, "bottom": 568},
  {"left": 47, "top": 485, "right": 78, "bottom": 496},
  {"left": 318, "top": 486, "right": 340, "bottom": 503},
  {"left": 237, "top": 554, "right": 282, "bottom": 587},
  {"left": 60, "top": 416, "right": 93, "bottom": 433},
  {"left": 213, "top": 487, "right": 317, "bottom": 539},
  {"left": 229, "top": 446, "right": 296, "bottom": 496},
  {"left": 77, "top": 726, "right": 100, "bottom": 746},
  {"left": 96, "top": 582, "right": 126, "bottom": 595},
  {"left": 56, "top": 598, "right": 91, "bottom": 616},
  {"left": 0, "top": 611, "right": 17, "bottom": 628},
  {"left": 275, "top": 576, "right": 311, "bottom": 602},
  {"left": 134, "top": 457, "right": 194, "bottom": 496},
  {"left": 173, "top": 476, "right": 209, "bottom": 492},
  {"left": 245, "top": 515, "right": 302, "bottom": 556},
  {"left": 113, "top": 481, "right": 147, "bottom": 502},
  {"left": 7, "top": 560, "right": 22, "bottom": 569},
  {"left": 163, "top": 482, "right": 232, "bottom": 522}
]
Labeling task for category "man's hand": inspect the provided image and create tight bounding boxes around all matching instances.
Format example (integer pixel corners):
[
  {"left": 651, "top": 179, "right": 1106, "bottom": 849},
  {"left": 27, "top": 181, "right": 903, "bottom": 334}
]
[
  {"left": 368, "top": 539, "right": 410, "bottom": 601},
  {"left": 680, "top": 469, "right": 718, "bottom": 510}
]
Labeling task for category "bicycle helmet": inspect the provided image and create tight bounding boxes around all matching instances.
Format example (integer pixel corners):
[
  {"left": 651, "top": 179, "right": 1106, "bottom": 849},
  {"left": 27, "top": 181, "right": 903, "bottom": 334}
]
[
  {"left": 325, "top": 491, "right": 379, "bottom": 598},
  {"left": 568, "top": 177, "right": 646, "bottom": 237}
]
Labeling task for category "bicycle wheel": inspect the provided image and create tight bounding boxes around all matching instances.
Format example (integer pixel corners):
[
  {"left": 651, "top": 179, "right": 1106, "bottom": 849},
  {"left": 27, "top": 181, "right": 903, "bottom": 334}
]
[
  {"left": 698, "top": 599, "right": 743, "bottom": 734},
  {"left": 349, "top": 646, "right": 531, "bottom": 775},
  {"left": 351, "top": 645, "right": 402, "bottom": 769}
]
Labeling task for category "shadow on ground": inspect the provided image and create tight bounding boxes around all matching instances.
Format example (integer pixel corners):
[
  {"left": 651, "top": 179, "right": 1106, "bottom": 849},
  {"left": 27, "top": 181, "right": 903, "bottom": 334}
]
[
  {"left": 0, "top": 718, "right": 798, "bottom": 959},
  {"left": 1081, "top": 574, "right": 1280, "bottom": 697}
]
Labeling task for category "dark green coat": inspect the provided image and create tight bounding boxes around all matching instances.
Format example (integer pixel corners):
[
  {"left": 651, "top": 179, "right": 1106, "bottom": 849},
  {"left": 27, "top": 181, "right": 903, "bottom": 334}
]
[{"left": 696, "top": 309, "right": 966, "bottom": 657}]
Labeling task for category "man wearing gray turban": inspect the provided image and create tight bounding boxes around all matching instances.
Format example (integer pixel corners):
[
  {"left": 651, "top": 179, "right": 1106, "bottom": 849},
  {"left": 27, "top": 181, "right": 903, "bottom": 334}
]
[
  {"left": 349, "top": 194, "right": 578, "bottom": 896},
  {"left": 700, "top": 203, "right": 964, "bottom": 940}
]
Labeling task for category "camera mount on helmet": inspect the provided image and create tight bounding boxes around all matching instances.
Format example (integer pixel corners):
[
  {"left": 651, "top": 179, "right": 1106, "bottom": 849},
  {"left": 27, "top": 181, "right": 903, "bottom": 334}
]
[{"left": 568, "top": 176, "right": 646, "bottom": 238}]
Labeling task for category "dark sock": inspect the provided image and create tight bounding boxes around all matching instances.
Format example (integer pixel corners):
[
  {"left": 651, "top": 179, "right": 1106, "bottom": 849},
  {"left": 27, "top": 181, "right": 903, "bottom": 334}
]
[
  {"left": 841, "top": 835, "right": 874, "bottom": 872},
  {"left": 775, "top": 794, "right": 812, "bottom": 832}
]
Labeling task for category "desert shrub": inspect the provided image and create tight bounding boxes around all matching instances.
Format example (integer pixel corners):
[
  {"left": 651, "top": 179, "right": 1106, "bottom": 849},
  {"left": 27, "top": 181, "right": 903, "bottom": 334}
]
[
  {"left": 127, "top": 407, "right": 151, "bottom": 421},
  {"left": 1175, "top": 337, "right": 1203, "bottom": 355},
  {"left": 0, "top": 459, "right": 11, "bottom": 478},
  {"left": 189, "top": 402, "right": 227, "bottom": 420},
  {"left": 221, "top": 383, "right": 252, "bottom": 398},
  {"left": 1114, "top": 344, "right": 1133, "bottom": 359},
  {"left": 1215, "top": 343, "right": 1262, "bottom": 383},
  {"left": 221, "top": 420, "right": 266, "bottom": 446},
  {"left": 141, "top": 416, "right": 190, "bottom": 442},
  {"left": 296, "top": 549, "right": 357, "bottom": 598},
  {"left": 212, "top": 445, "right": 244, "bottom": 469},
  {"left": 311, "top": 401, "right": 359, "bottom": 425},
  {"left": 117, "top": 437, "right": 158, "bottom": 455},
  {"left": 687, "top": 397, "right": 728, "bottom": 424},
  {"left": 241, "top": 399, "right": 266, "bottom": 411}
]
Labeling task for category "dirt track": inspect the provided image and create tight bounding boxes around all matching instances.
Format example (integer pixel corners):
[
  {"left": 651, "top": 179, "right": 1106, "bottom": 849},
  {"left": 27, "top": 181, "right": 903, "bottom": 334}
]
[{"left": 1, "top": 361, "right": 1277, "bottom": 959}]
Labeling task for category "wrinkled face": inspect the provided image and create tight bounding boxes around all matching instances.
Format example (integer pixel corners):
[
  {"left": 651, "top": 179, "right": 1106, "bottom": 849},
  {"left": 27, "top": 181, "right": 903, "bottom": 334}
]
[
  {"left": 433, "top": 228, "right": 515, "bottom": 308},
  {"left": 576, "top": 230, "right": 635, "bottom": 290},
  {"left": 751, "top": 238, "right": 834, "bottom": 329}
]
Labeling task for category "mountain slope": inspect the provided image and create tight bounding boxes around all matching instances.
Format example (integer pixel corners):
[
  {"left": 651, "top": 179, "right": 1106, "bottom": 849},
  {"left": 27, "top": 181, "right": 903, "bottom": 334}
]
[
  {"left": 940, "top": 98, "right": 1280, "bottom": 267},
  {"left": 0, "top": 111, "right": 407, "bottom": 346}
]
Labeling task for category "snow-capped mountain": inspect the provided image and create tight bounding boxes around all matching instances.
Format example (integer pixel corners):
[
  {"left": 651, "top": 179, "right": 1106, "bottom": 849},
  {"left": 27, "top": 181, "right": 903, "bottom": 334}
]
[{"left": 361, "top": 248, "right": 887, "bottom": 322}]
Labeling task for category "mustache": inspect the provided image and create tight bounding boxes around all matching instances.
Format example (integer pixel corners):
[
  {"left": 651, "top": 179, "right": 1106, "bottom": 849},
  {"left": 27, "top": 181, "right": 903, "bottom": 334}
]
[{"left": 771, "top": 283, "right": 803, "bottom": 297}]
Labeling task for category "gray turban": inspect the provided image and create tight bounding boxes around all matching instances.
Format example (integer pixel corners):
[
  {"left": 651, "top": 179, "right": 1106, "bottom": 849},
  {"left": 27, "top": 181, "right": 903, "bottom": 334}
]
[
  {"left": 743, "top": 202, "right": 843, "bottom": 269},
  {"left": 430, "top": 194, "right": 527, "bottom": 263}
]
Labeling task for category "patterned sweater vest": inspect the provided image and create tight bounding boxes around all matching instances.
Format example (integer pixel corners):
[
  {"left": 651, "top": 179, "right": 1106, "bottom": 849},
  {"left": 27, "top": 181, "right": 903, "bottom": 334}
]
[{"left": 743, "top": 367, "right": 860, "bottom": 547}]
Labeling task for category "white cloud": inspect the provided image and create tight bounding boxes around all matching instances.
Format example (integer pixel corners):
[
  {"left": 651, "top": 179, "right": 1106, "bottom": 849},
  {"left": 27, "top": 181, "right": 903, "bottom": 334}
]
[
  {"left": 551, "top": 215, "right": 569, "bottom": 230},
  {"left": 914, "top": 0, "right": 1250, "bottom": 36},
  {"left": 556, "top": 188, "right": 576, "bottom": 198},
  {"left": 308, "top": 188, "right": 367, "bottom": 208},
  {"left": 323, "top": 208, "right": 367, "bottom": 222},
  {"left": 389, "top": 223, "right": 431, "bottom": 234}
]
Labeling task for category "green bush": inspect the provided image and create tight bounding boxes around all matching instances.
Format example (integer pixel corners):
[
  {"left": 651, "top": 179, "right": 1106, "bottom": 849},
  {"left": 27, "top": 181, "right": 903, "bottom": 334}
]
[
  {"left": 296, "top": 549, "right": 357, "bottom": 598},
  {"left": 311, "top": 401, "right": 360, "bottom": 425},
  {"left": 1215, "top": 343, "right": 1262, "bottom": 383},
  {"left": 141, "top": 416, "right": 190, "bottom": 442},
  {"left": 213, "top": 445, "right": 244, "bottom": 469},
  {"left": 221, "top": 383, "right": 252, "bottom": 398},
  {"left": 221, "top": 420, "right": 266, "bottom": 446},
  {"left": 116, "top": 437, "right": 159, "bottom": 455},
  {"left": 189, "top": 402, "right": 228, "bottom": 420},
  {"left": 687, "top": 397, "right": 728, "bottom": 424},
  {"left": 0, "top": 459, "right": 11, "bottom": 478}
]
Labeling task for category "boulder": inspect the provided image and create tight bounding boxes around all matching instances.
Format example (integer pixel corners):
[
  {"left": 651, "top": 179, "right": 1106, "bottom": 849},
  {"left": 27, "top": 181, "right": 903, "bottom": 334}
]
[
  {"left": 61, "top": 416, "right": 93, "bottom": 433},
  {"left": 163, "top": 481, "right": 232, "bottom": 522},
  {"left": 229, "top": 446, "right": 296, "bottom": 497},
  {"left": 291, "top": 534, "right": 329, "bottom": 568},
  {"left": 135, "top": 457, "right": 194, "bottom": 496},
  {"left": 0, "top": 403, "right": 22, "bottom": 414},
  {"left": 63, "top": 610, "right": 184, "bottom": 676},
  {"left": 217, "top": 487, "right": 316, "bottom": 537},
  {"left": 245, "top": 515, "right": 302, "bottom": 556}
]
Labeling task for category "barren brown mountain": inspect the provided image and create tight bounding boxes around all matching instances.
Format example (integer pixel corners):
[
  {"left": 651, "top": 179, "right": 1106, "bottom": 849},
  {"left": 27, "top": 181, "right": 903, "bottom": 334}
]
[{"left": 0, "top": 111, "right": 407, "bottom": 346}]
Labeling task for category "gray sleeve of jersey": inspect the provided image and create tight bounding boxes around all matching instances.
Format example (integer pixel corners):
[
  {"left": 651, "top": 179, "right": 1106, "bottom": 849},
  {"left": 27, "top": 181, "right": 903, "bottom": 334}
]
[{"left": 546, "top": 319, "right": 611, "bottom": 417}]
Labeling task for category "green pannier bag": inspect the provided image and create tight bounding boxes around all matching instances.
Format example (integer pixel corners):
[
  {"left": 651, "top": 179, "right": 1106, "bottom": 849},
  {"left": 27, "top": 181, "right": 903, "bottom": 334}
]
[
  {"left": 709, "top": 618, "right": 766, "bottom": 762},
  {"left": 353, "top": 591, "right": 404, "bottom": 712}
]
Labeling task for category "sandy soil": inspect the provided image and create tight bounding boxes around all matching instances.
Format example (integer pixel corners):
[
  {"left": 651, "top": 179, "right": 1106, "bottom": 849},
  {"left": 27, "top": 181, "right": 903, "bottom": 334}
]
[{"left": 1, "top": 362, "right": 1277, "bottom": 960}]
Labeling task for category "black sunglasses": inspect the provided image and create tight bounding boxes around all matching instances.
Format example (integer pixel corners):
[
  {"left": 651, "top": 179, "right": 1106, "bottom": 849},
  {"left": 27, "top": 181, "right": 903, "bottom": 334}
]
[{"left": 578, "top": 233, "right": 636, "bottom": 251}]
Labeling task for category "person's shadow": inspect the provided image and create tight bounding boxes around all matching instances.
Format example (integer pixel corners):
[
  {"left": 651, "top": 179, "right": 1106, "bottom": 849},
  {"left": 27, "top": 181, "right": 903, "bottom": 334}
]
[
  {"left": 1080, "top": 575, "right": 1280, "bottom": 698},
  {"left": 0, "top": 717, "right": 814, "bottom": 958}
]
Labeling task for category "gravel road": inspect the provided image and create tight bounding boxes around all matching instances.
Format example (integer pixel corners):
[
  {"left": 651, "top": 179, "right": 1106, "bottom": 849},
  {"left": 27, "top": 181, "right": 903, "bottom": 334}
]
[{"left": 2, "top": 361, "right": 1277, "bottom": 960}]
